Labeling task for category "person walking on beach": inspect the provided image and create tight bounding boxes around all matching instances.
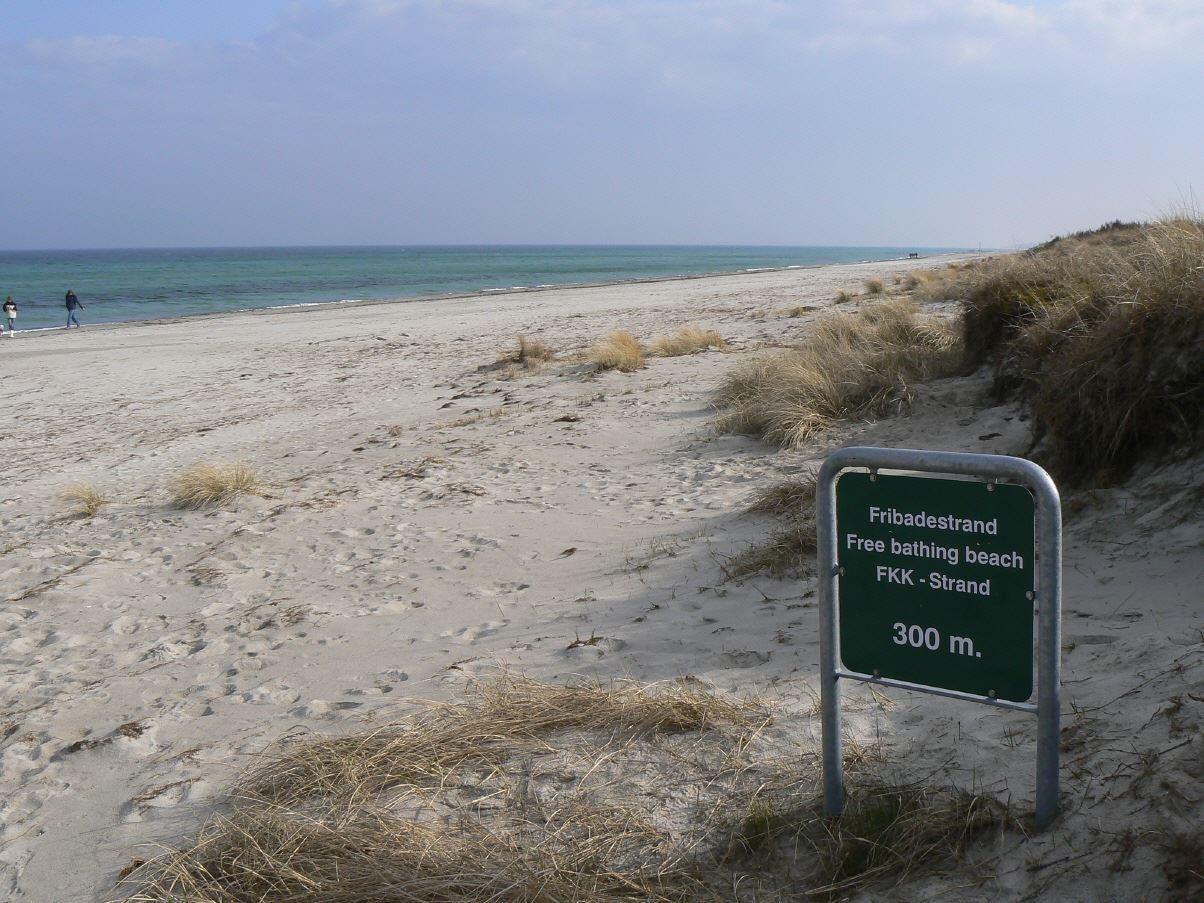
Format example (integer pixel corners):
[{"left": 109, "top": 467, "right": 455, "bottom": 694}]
[
  {"left": 65, "top": 289, "right": 84, "bottom": 328},
  {"left": 3, "top": 297, "right": 15, "bottom": 336}
]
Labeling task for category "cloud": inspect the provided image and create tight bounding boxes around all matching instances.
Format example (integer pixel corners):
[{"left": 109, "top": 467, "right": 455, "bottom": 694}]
[
  {"left": 24, "top": 35, "right": 180, "bottom": 67},
  {"left": 1060, "top": 0, "right": 1204, "bottom": 50},
  {"left": 13, "top": 1, "right": 1204, "bottom": 101},
  {"left": 297, "top": 1, "right": 1204, "bottom": 75}
]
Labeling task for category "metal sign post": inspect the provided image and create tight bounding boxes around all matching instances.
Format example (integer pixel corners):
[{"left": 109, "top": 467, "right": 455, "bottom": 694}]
[{"left": 817, "top": 446, "right": 1062, "bottom": 828}]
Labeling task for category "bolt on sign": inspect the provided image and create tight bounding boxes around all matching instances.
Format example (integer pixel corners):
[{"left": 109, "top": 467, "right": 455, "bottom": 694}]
[
  {"left": 816, "top": 447, "right": 1062, "bottom": 828},
  {"left": 836, "top": 471, "right": 1034, "bottom": 702}
]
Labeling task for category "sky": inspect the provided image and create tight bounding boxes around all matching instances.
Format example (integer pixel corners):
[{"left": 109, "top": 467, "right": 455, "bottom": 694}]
[{"left": 2, "top": 0, "right": 1202, "bottom": 250}]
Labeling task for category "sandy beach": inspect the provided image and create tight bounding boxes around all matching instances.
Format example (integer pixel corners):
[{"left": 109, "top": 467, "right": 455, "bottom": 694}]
[{"left": 1, "top": 255, "right": 1201, "bottom": 901}]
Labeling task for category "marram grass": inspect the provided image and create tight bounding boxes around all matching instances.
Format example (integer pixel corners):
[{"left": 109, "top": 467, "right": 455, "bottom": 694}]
[{"left": 170, "top": 461, "right": 261, "bottom": 509}]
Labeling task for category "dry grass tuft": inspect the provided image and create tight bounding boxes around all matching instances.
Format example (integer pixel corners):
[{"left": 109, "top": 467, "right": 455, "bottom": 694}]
[
  {"left": 783, "top": 304, "right": 816, "bottom": 318},
  {"left": 925, "top": 216, "right": 1204, "bottom": 484},
  {"left": 490, "top": 335, "right": 556, "bottom": 378},
  {"left": 60, "top": 482, "right": 109, "bottom": 518},
  {"left": 724, "top": 473, "right": 818, "bottom": 580},
  {"left": 720, "top": 780, "right": 1009, "bottom": 896},
  {"left": 722, "top": 523, "right": 816, "bottom": 581},
  {"left": 118, "top": 677, "right": 764, "bottom": 903},
  {"left": 902, "top": 269, "right": 937, "bottom": 291},
  {"left": 240, "top": 676, "right": 757, "bottom": 808},
  {"left": 170, "top": 462, "right": 261, "bottom": 509},
  {"left": 746, "top": 475, "right": 817, "bottom": 518},
  {"left": 516, "top": 334, "right": 555, "bottom": 363},
  {"left": 715, "top": 299, "right": 960, "bottom": 447},
  {"left": 590, "top": 330, "right": 644, "bottom": 372},
  {"left": 834, "top": 289, "right": 855, "bottom": 304},
  {"left": 810, "top": 782, "right": 1008, "bottom": 894},
  {"left": 651, "top": 325, "right": 727, "bottom": 357},
  {"left": 863, "top": 277, "right": 886, "bottom": 295}
]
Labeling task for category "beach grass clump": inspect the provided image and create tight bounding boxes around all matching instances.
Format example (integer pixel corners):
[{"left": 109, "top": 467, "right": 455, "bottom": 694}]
[
  {"left": 651, "top": 325, "right": 727, "bottom": 357},
  {"left": 811, "top": 782, "right": 1007, "bottom": 896},
  {"left": 590, "top": 330, "right": 644, "bottom": 372},
  {"left": 811, "top": 782, "right": 1008, "bottom": 895},
  {"left": 170, "top": 462, "right": 261, "bottom": 509},
  {"left": 746, "top": 475, "right": 817, "bottom": 518},
  {"left": 932, "top": 216, "right": 1204, "bottom": 483},
  {"left": 117, "top": 677, "right": 763, "bottom": 903},
  {"left": 516, "top": 334, "right": 555, "bottom": 363},
  {"left": 724, "top": 473, "right": 818, "bottom": 580},
  {"left": 60, "top": 482, "right": 110, "bottom": 518},
  {"left": 240, "top": 676, "right": 757, "bottom": 806},
  {"left": 863, "top": 277, "right": 886, "bottom": 295},
  {"left": 716, "top": 778, "right": 1009, "bottom": 896},
  {"left": 722, "top": 522, "right": 816, "bottom": 581},
  {"left": 834, "top": 289, "right": 855, "bottom": 304},
  {"left": 715, "top": 299, "right": 960, "bottom": 447},
  {"left": 902, "top": 270, "right": 937, "bottom": 291}
]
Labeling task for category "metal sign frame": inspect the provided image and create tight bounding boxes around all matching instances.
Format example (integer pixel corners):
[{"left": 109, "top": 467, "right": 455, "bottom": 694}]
[{"left": 817, "top": 446, "right": 1062, "bottom": 827}]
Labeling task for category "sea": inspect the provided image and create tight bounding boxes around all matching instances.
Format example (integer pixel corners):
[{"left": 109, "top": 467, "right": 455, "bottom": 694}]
[{"left": 0, "top": 245, "right": 966, "bottom": 332}]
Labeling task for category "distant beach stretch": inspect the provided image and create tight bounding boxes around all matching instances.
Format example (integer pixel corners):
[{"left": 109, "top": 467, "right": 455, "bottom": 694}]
[{"left": 0, "top": 244, "right": 967, "bottom": 332}]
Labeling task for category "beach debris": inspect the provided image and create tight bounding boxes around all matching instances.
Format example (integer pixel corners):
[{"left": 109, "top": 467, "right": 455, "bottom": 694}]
[{"left": 566, "top": 630, "right": 603, "bottom": 650}]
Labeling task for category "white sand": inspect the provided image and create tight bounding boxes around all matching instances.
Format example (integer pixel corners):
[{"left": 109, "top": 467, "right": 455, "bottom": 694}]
[{"left": 1, "top": 257, "right": 1200, "bottom": 900}]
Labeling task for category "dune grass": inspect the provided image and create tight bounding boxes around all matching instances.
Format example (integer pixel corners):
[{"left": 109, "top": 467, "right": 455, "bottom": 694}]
[
  {"left": 116, "top": 677, "right": 1012, "bottom": 902},
  {"left": 117, "top": 677, "right": 762, "bottom": 903},
  {"left": 722, "top": 522, "right": 816, "bottom": 581},
  {"left": 60, "top": 482, "right": 109, "bottom": 518},
  {"left": 590, "top": 330, "right": 644, "bottom": 372},
  {"left": 863, "top": 277, "right": 885, "bottom": 295},
  {"left": 922, "top": 216, "right": 1204, "bottom": 484},
  {"left": 491, "top": 335, "right": 555, "bottom": 377},
  {"left": 720, "top": 780, "right": 1010, "bottom": 896},
  {"left": 715, "top": 299, "right": 960, "bottom": 448},
  {"left": 834, "top": 289, "right": 855, "bottom": 304},
  {"left": 170, "top": 462, "right": 261, "bottom": 509},
  {"left": 516, "top": 334, "right": 555, "bottom": 363},
  {"left": 723, "top": 474, "right": 818, "bottom": 580},
  {"left": 902, "top": 269, "right": 936, "bottom": 291},
  {"left": 651, "top": 325, "right": 726, "bottom": 357},
  {"left": 746, "top": 474, "right": 817, "bottom": 517}
]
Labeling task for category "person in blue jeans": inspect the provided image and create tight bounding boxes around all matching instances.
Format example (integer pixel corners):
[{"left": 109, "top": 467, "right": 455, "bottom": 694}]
[{"left": 65, "top": 289, "right": 84, "bottom": 327}]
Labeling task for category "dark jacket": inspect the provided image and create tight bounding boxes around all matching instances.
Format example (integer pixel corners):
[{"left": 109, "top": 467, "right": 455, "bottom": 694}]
[{"left": 65, "top": 292, "right": 81, "bottom": 310}]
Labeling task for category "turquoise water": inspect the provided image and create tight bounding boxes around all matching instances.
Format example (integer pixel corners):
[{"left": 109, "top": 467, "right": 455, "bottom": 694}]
[{"left": 0, "top": 245, "right": 964, "bottom": 332}]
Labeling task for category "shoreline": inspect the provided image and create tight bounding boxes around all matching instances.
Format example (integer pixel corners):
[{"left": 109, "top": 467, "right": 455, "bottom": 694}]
[{"left": 3, "top": 251, "right": 981, "bottom": 341}]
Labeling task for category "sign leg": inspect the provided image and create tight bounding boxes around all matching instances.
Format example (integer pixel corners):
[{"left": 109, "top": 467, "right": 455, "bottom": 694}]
[
  {"left": 1035, "top": 495, "right": 1063, "bottom": 828},
  {"left": 817, "top": 459, "right": 844, "bottom": 818},
  {"left": 821, "top": 656, "right": 844, "bottom": 817}
]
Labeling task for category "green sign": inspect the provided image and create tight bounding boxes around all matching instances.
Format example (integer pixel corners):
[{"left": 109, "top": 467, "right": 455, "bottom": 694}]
[{"left": 836, "top": 472, "right": 1036, "bottom": 702}]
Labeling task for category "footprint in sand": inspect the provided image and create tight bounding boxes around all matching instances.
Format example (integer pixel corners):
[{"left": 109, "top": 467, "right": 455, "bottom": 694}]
[
  {"left": 563, "top": 635, "right": 627, "bottom": 660},
  {"left": 721, "top": 650, "right": 772, "bottom": 669},
  {"left": 121, "top": 777, "right": 210, "bottom": 823},
  {"left": 240, "top": 679, "right": 300, "bottom": 706},
  {"left": 2, "top": 732, "right": 52, "bottom": 785}
]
